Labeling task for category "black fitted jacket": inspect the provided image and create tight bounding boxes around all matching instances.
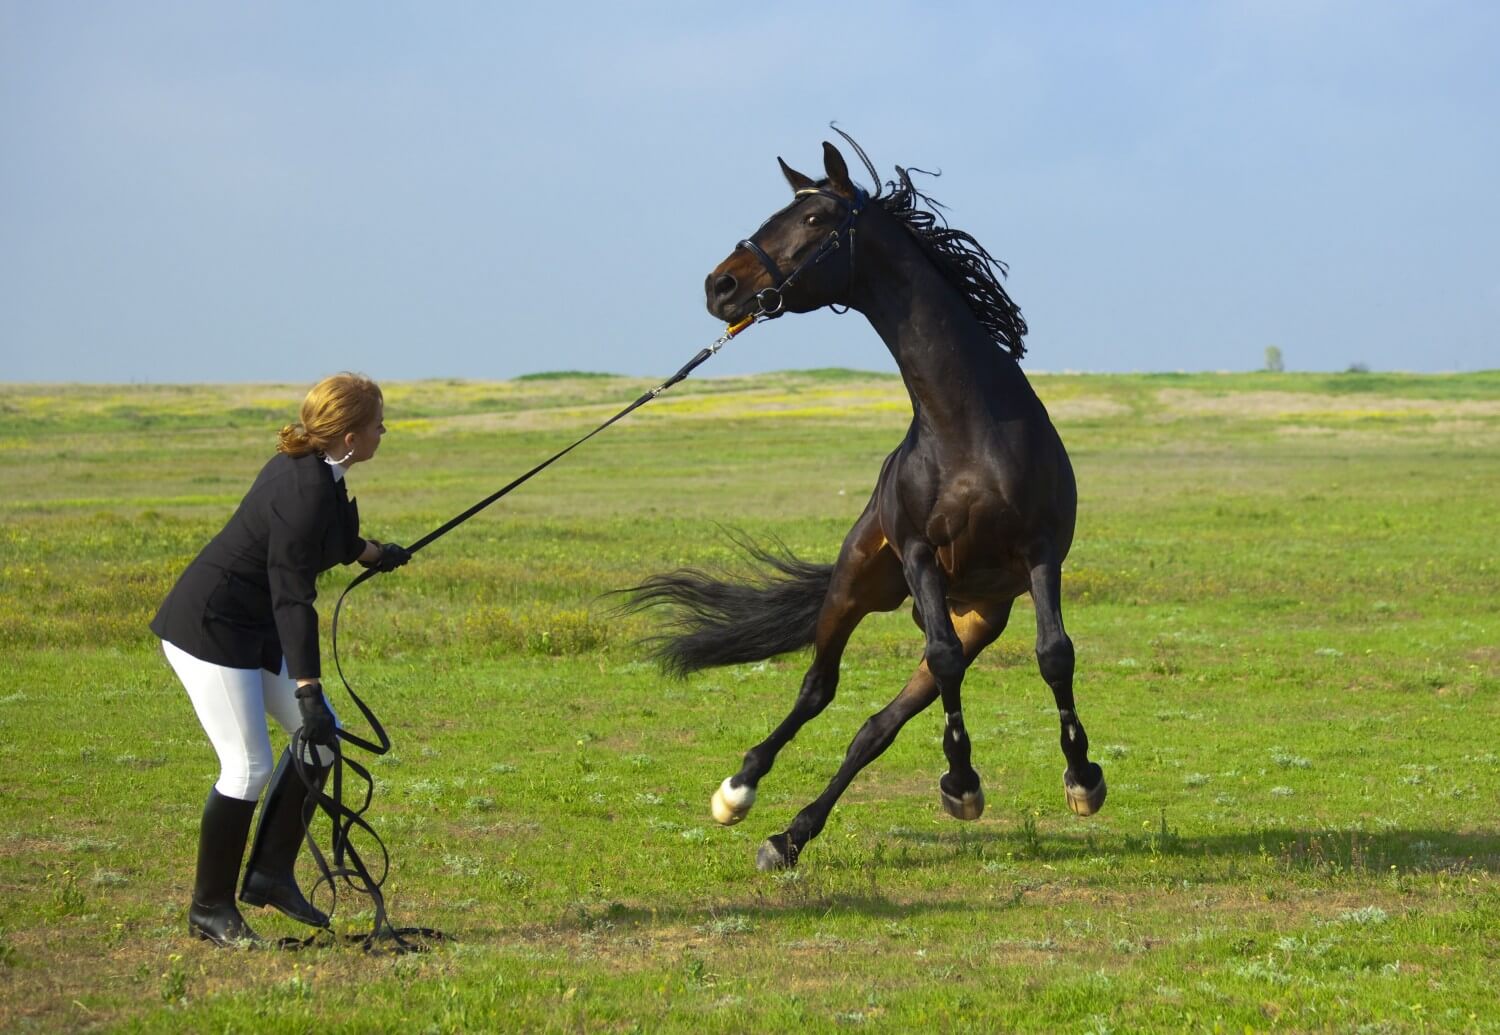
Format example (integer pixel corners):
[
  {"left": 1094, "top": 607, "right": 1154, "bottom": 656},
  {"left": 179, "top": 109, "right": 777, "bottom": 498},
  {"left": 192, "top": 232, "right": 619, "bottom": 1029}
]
[{"left": 151, "top": 452, "right": 366, "bottom": 678}]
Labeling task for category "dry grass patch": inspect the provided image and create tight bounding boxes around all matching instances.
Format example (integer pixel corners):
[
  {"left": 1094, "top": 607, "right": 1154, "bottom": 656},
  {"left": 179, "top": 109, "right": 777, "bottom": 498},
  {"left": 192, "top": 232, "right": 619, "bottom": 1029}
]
[
  {"left": 1155, "top": 388, "right": 1500, "bottom": 420},
  {"left": 1044, "top": 395, "right": 1132, "bottom": 420}
]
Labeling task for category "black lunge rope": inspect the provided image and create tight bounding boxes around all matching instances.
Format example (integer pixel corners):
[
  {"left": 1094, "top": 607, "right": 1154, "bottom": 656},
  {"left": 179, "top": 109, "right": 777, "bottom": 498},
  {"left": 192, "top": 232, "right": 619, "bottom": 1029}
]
[{"left": 292, "top": 314, "right": 762, "bottom": 953}]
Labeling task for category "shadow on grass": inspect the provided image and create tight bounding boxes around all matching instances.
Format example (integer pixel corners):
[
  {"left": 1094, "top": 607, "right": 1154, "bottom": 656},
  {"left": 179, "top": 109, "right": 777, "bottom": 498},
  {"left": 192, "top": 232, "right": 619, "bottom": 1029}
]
[
  {"left": 465, "top": 826, "right": 1500, "bottom": 943},
  {"left": 532, "top": 890, "right": 992, "bottom": 937},
  {"left": 870, "top": 822, "right": 1500, "bottom": 876}
]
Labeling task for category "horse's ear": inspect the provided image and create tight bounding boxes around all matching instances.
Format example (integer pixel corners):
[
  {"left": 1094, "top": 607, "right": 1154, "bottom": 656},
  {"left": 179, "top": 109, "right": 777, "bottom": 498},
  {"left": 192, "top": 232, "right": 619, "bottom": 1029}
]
[
  {"left": 822, "top": 141, "right": 855, "bottom": 196},
  {"left": 779, "top": 157, "right": 816, "bottom": 193}
]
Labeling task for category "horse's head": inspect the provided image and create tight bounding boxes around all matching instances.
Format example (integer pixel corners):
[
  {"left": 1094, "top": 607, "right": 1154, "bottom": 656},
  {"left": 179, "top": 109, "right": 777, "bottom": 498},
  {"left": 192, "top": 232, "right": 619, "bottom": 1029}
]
[{"left": 705, "top": 141, "right": 868, "bottom": 324}]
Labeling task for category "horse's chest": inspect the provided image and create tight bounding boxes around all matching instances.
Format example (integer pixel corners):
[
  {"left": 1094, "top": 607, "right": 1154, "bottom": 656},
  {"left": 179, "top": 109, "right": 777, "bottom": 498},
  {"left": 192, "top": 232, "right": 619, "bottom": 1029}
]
[{"left": 924, "top": 483, "right": 1023, "bottom": 574}]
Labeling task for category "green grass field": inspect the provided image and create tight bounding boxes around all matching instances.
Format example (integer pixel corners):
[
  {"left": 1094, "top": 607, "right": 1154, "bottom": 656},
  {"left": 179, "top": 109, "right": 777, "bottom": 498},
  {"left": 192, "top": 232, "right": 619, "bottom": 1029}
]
[{"left": 2, "top": 369, "right": 1498, "bottom": 1033}]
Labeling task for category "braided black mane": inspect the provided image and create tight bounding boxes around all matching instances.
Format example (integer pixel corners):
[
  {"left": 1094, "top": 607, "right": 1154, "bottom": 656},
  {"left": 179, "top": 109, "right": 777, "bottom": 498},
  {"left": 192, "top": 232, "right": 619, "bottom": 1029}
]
[{"left": 836, "top": 130, "right": 1029, "bottom": 360}]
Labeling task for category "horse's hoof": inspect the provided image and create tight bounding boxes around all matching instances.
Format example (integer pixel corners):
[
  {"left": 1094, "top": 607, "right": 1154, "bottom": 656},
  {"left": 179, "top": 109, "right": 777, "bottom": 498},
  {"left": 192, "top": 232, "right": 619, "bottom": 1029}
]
[
  {"left": 939, "top": 777, "right": 985, "bottom": 821},
  {"left": 1064, "top": 765, "right": 1107, "bottom": 817},
  {"left": 755, "top": 834, "right": 798, "bottom": 872},
  {"left": 711, "top": 777, "right": 755, "bottom": 826}
]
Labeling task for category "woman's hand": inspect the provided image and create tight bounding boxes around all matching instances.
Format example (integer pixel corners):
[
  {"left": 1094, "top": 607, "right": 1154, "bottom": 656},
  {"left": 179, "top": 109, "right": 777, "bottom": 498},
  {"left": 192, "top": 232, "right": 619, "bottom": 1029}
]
[
  {"left": 360, "top": 539, "right": 411, "bottom": 573},
  {"left": 294, "top": 681, "right": 337, "bottom": 745},
  {"left": 373, "top": 543, "right": 411, "bottom": 572}
]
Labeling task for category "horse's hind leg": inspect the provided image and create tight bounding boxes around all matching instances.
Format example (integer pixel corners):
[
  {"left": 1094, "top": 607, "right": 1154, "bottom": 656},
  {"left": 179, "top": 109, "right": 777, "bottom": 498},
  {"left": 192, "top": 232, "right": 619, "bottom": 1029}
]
[
  {"left": 1029, "top": 543, "right": 1107, "bottom": 816},
  {"left": 756, "top": 663, "right": 940, "bottom": 870},
  {"left": 710, "top": 633, "right": 851, "bottom": 825},
  {"left": 756, "top": 545, "right": 994, "bottom": 870},
  {"left": 711, "top": 507, "right": 905, "bottom": 826}
]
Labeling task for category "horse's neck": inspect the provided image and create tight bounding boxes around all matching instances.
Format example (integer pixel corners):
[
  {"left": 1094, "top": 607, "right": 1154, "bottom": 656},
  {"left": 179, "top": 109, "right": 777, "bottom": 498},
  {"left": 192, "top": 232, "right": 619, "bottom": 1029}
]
[{"left": 851, "top": 234, "right": 1028, "bottom": 435}]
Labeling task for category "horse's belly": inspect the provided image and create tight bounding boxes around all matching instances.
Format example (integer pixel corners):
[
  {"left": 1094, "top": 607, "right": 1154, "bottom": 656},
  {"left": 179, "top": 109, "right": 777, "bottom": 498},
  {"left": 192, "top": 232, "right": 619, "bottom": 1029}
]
[{"left": 949, "top": 565, "right": 1029, "bottom": 605}]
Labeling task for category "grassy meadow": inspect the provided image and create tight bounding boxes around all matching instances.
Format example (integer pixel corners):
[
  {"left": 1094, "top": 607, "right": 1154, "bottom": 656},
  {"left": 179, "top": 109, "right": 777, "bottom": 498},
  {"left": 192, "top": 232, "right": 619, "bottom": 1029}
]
[{"left": 1, "top": 367, "right": 1498, "bottom": 1032}]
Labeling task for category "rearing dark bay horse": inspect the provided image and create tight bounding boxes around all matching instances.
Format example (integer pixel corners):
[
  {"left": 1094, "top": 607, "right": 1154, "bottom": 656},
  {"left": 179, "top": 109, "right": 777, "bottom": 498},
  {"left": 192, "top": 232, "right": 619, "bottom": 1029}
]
[{"left": 627, "top": 136, "right": 1107, "bottom": 871}]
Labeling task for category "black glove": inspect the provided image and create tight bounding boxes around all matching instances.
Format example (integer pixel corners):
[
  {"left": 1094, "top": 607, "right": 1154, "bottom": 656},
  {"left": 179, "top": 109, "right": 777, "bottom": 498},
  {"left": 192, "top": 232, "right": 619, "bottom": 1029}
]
[
  {"left": 363, "top": 541, "right": 412, "bottom": 573},
  {"left": 295, "top": 682, "right": 337, "bottom": 745}
]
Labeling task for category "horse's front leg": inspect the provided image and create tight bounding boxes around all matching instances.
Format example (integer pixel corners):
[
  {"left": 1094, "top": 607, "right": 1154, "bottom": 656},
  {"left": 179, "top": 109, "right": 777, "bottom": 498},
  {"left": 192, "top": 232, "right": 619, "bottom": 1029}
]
[
  {"left": 711, "top": 510, "right": 905, "bottom": 827},
  {"left": 1029, "top": 540, "right": 1106, "bottom": 816},
  {"left": 936, "top": 601, "right": 1012, "bottom": 821},
  {"left": 900, "top": 543, "right": 984, "bottom": 818}
]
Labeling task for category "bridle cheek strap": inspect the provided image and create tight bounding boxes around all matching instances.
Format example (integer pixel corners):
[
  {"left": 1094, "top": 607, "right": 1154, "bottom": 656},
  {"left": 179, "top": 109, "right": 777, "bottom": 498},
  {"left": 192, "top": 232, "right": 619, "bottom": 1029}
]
[{"left": 736, "top": 186, "right": 867, "bottom": 317}]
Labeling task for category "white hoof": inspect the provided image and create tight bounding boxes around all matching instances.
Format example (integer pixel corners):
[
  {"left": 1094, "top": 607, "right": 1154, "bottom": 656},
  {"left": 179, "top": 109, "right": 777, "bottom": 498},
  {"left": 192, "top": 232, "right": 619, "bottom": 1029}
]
[
  {"left": 711, "top": 777, "right": 755, "bottom": 826},
  {"left": 940, "top": 785, "right": 986, "bottom": 821},
  {"left": 1064, "top": 768, "right": 1107, "bottom": 817}
]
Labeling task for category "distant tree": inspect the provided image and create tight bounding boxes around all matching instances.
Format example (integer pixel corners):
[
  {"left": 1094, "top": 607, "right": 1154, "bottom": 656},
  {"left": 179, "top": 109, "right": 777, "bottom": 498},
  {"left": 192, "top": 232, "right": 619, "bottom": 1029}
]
[
  {"left": 1345, "top": 362, "right": 1370, "bottom": 374},
  {"left": 1263, "top": 346, "right": 1284, "bottom": 373}
]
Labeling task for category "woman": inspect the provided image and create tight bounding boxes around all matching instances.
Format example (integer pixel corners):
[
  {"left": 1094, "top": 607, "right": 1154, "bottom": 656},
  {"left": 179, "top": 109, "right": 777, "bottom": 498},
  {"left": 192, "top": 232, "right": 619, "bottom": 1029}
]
[{"left": 151, "top": 372, "right": 410, "bottom": 947}]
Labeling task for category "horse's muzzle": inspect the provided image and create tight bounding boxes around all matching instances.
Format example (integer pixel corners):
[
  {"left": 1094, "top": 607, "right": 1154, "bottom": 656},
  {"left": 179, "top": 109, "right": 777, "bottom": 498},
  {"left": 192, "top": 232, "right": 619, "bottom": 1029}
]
[{"left": 705, "top": 271, "right": 751, "bottom": 322}]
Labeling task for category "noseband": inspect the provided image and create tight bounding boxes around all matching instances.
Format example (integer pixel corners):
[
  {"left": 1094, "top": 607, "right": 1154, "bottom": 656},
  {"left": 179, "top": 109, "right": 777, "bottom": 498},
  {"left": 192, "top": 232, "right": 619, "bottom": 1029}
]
[{"left": 737, "top": 186, "right": 868, "bottom": 317}]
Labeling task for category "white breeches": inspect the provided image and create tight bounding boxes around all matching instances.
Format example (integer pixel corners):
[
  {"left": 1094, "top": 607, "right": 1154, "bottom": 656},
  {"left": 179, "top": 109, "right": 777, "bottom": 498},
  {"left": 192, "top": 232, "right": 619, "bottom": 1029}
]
[{"left": 162, "top": 640, "right": 339, "bottom": 801}]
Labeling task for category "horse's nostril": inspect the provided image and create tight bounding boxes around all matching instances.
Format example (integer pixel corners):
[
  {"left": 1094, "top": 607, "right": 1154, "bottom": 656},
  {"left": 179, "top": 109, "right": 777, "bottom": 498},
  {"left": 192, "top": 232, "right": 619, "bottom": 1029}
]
[{"left": 714, "top": 273, "right": 738, "bottom": 298}]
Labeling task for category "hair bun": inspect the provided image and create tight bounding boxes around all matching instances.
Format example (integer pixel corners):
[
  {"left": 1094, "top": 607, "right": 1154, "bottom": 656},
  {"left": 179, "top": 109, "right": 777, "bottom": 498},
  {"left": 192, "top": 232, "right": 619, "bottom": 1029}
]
[{"left": 277, "top": 421, "right": 315, "bottom": 456}]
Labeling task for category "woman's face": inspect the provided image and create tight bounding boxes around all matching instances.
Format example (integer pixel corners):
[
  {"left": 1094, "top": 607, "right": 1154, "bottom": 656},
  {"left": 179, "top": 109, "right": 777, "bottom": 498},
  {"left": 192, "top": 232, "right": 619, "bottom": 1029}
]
[{"left": 342, "top": 403, "right": 386, "bottom": 465}]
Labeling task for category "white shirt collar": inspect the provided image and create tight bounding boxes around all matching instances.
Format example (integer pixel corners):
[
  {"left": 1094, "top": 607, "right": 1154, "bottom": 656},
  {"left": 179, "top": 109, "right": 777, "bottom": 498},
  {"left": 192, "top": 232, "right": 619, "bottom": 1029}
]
[{"left": 323, "top": 455, "right": 348, "bottom": 482}]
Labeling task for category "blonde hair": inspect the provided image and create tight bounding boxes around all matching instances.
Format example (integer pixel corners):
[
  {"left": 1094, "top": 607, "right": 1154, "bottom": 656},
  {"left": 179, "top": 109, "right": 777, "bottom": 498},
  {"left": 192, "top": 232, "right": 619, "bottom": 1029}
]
[{"left": 277, "top": 373, "right": 384, "bottom": 457}]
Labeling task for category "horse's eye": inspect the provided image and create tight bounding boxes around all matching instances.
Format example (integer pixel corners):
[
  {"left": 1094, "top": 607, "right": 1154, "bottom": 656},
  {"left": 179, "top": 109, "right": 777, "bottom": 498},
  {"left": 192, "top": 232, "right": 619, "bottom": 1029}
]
[{"left": 804, "top": 213, "right": 823, "bottom": 226}]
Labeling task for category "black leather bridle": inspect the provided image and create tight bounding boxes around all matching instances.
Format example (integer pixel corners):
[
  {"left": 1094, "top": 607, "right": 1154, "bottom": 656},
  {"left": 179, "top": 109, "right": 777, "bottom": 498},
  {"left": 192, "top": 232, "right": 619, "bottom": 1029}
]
[{"left": 737, "top": 186, "right": 868, "bottom": 318}]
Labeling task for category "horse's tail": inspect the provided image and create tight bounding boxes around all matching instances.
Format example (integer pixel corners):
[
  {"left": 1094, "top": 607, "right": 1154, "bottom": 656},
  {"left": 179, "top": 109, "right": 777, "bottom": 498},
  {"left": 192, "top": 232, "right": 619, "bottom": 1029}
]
[{"left": 619, "top": 534, "right": 833, "bottom": 677}]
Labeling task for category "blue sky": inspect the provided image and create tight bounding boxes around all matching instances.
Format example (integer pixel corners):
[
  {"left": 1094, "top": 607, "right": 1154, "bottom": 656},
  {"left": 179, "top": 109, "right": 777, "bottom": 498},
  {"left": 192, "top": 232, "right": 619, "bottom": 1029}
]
[{"left": 2, "top": 1, "right": 1495, "bottom": 381}]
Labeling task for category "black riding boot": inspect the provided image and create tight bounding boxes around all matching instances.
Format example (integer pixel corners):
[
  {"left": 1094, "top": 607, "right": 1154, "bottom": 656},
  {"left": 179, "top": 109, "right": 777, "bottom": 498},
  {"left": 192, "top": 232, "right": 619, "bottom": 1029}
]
[
  {"left": 188, "top": 789, "right": 261, "bottom": 947},
  {"left": 239, "top": 748, "right": 330, "bottom": 928}
]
